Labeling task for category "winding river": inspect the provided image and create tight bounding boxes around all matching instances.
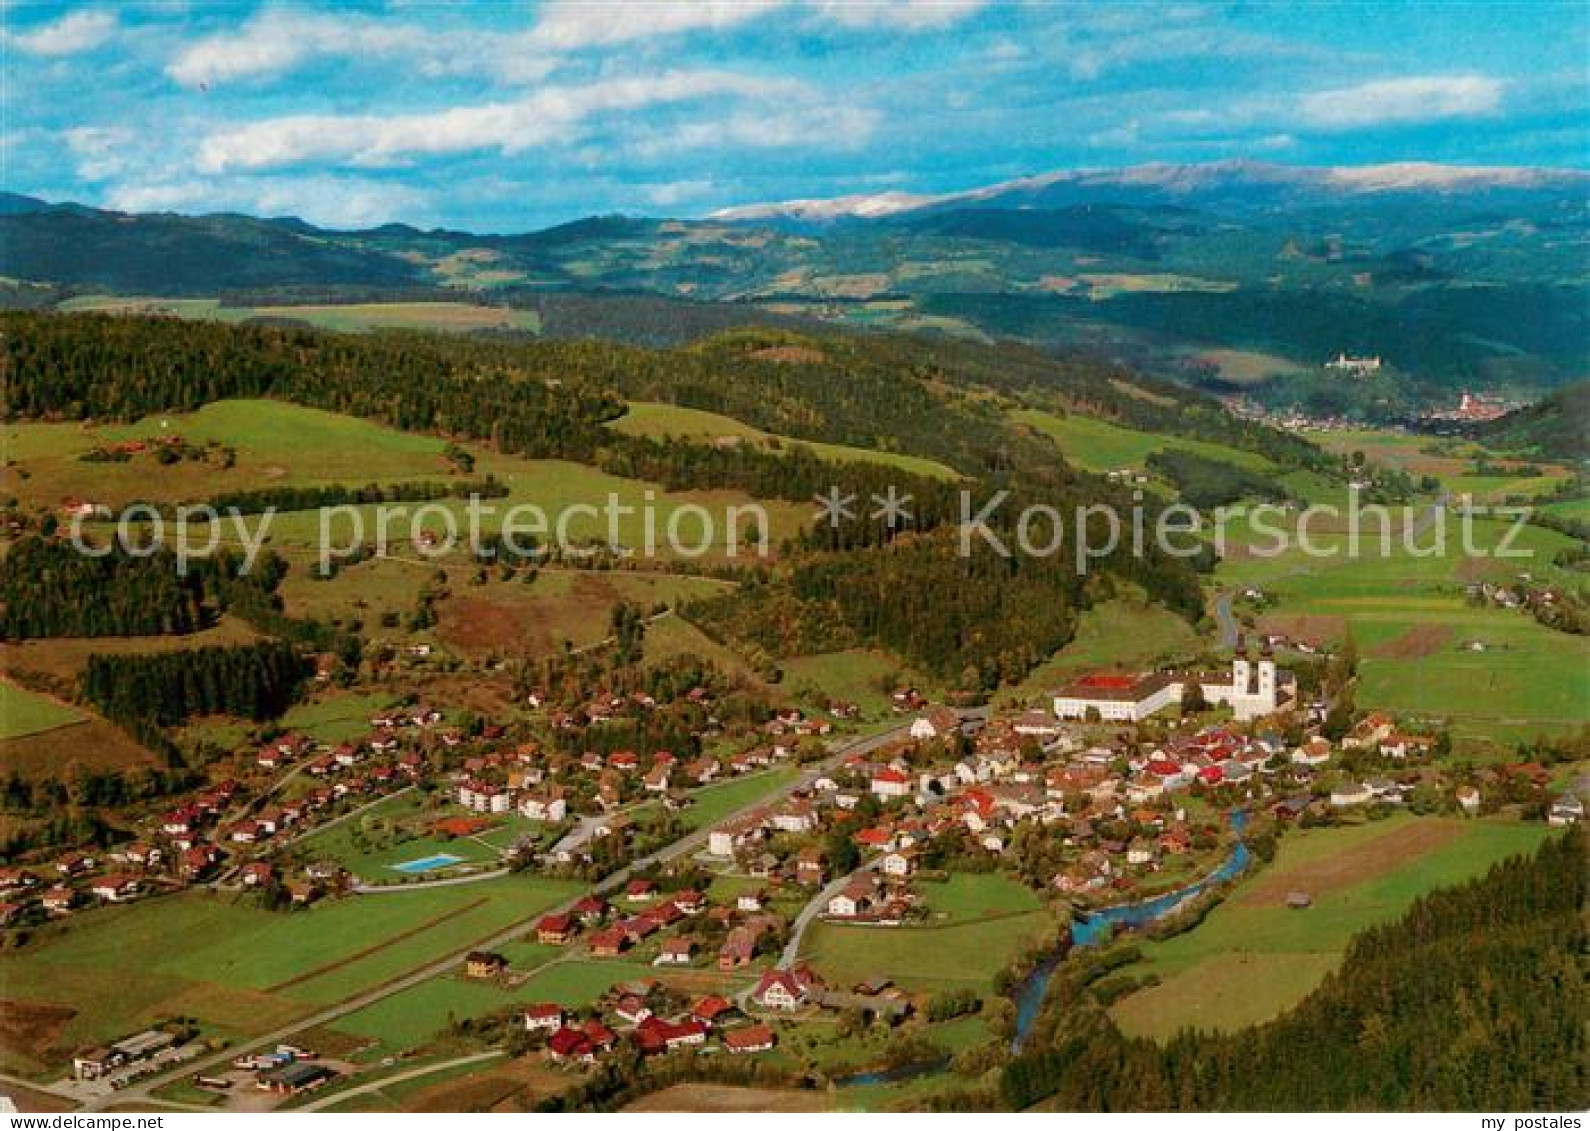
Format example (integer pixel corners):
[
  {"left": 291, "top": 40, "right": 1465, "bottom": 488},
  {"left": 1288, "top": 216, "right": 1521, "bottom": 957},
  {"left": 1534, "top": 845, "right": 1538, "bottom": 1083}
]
[{"left": 1011, "top": 809, "right": 1252, "bottom": 1049}]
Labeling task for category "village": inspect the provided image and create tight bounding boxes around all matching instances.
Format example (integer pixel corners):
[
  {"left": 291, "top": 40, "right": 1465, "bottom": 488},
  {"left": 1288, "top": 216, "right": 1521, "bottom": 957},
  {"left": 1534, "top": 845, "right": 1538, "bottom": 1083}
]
[{"left": 4, "top": 621, "right": 1581, "bottom": 1110}]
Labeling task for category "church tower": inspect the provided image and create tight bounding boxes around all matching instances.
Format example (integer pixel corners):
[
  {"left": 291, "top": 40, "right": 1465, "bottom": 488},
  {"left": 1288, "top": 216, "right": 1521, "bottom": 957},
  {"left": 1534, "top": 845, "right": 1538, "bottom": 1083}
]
[
  {"left": 1257, "top": 639, "right": 1276, "bottom": 707},
  {"left": 1232, "top": 634, "right": 1251, "bottom": 695}
]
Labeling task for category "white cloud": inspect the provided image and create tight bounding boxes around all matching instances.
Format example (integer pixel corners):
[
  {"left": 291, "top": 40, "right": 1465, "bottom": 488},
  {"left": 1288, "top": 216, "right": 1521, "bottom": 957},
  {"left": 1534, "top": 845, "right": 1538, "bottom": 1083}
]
[
  {"left": 197, "top": 70, "right": 804, "bottom": 172},
  {"left": 63, "top": 126, "right": 135, "bottom": 181},
  {"left": 169, "top": 8, "right": 433, "bottom": 87},
  {"left": 642, "top": 179, "right": 716, "bottom": 208},
  {"left": 1297, "top": 76, "right": 1505, "bottom": 129},
  {"left": 167, "top": 7, "right": 558, "bottom": 88},
  {"left": 624, "top": 104, "right": 880, "bottom": 160},
  {"left": 807, "top": 0, "right": 986, "bottom": 30},
  {"left": 530, "top": 0, "right": 784, "bottom": 50},
  {"left": 104, "top": 175, "right": 430, "bottom": 228},
  {"left": 7, "top": 9, "right": 116, "bottom": 56}
]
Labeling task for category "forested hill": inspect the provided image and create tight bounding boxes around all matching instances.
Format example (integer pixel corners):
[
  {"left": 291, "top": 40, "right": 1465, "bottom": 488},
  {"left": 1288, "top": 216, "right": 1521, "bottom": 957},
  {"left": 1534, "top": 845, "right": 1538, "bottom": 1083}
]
[
  {"left": 2, "top": 310, "right": 1249, "bottom": 687},
  {"left": 996, "top": 829, "right": 1587, "bottom": 1112},
  {"left": 0, "top": 311, "right": 1318, "bottom": 476},
  {"left": 1481, "top": 379, "right": 1590, "bottom": 462}
]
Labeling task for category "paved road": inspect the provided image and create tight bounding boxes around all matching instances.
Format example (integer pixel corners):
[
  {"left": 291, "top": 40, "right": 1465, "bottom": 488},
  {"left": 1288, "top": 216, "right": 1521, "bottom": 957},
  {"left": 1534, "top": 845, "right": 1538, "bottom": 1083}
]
[
  {"left": 294, "top": 1051, "right": 506, "bottom": 1112},
  {"left": 777, "top": 857, "right": 883, "bottom": 969},
  {"left": 85, "top": 717, "right": 927, "bottom": 1112}
]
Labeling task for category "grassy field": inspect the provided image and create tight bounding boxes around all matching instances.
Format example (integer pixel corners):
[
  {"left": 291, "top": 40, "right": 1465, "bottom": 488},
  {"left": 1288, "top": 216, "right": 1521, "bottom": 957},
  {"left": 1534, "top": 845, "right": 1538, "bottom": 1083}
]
[
  {"left": 1108, "top": 817, "right": 1554, "bottom": 1039},
  {"left": 276, "top": 691, "right": 401, "bottom": 745},
  {"left": 1012, "top": 407, "right": 1274, "bottom": 475},
  {"left": 2, "top": 875, "right": 579, "bottom": 1074},
  {"left": 777, "top": 649, "right": 925, "bottom": 719},
  {"left": 918, "top": 872, "right": 1043, "bottom": 923},
  {"left": 0, "top": 680, "right": 85, "bottom": 740},
  {"left": 678, "top": 766, "right": 802, "bottom": 832},
  {"left": 1009, "top": 596, "right": 1202, "bottom": 701},
  {"left": 1216, "top": 513, "right": 1590, "bottom": 748},
  {"left": 608, "top": 401, "right": 960, "bottom": 481},
  {"left": 1313, "top": 427, "right": 1572, "bottom": 502},
  {"left": 802, "top": 872, "right": 1057, "bottom": 993},
  {"left": 6, "top": 399, "right": 811, "bottom": 564},
  {"left": 57, "top": 296, "right": 541, "bottom": 334}
]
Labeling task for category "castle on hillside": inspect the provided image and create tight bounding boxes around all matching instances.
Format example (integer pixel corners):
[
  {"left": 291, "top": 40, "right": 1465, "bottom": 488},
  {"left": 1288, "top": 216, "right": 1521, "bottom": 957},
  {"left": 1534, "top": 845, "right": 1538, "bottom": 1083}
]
[
  {"left": 1053, "top": 636, "right": 1293, "bottom": 724},
  {"left": 1324, "top": 352, "right": 1382, "bottom": 377}
]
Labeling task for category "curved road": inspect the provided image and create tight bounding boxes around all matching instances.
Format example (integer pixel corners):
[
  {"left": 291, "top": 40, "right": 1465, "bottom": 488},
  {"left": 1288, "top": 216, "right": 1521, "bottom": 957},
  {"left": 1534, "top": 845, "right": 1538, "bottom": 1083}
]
[{"left": 777, "top": 857, "right": 883, "bottom": 969}]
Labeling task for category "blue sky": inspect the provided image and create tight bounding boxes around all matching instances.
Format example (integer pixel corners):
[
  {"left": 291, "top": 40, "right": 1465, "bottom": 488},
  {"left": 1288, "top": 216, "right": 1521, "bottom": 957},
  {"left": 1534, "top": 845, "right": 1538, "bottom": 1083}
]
[{"left": 4, "top": 1, "right": 1586, "bottom": 230}]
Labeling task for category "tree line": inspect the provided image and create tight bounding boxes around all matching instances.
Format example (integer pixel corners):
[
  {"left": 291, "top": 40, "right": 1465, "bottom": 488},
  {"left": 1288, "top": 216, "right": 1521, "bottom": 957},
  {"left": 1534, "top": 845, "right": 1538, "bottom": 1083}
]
[
  {"left": 82, "top": 640, "right": 309, "bottom": 728},
  {"left": 991, "top": 830, "right": 1586, "bottom": 1112}
]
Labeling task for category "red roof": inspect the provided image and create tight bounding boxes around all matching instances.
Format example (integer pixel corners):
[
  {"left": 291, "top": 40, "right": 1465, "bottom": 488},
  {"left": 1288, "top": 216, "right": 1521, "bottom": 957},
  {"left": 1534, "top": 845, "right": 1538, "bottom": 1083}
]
[
  {"left": 1076, "top": 673, "right": 1141, "bottom": 690},
  {"left": 723, "top": 1024, "right": 776, "bottom": 1051},
  {"left": 691, "top": 995, "right": 734, "bottom": 1021},
  {"left": 873, "top": 768, "right": 909, "bottom": 784},
  {"left": 548, "top": 1028, "right": 592, "bottom": 1058}
]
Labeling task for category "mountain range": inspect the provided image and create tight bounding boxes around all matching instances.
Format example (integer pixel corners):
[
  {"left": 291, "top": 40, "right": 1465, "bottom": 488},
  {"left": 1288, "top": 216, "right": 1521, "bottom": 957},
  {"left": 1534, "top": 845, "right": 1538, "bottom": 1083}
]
[{"left": 3, "top": 161, "right": 1586, "bottom": 417}]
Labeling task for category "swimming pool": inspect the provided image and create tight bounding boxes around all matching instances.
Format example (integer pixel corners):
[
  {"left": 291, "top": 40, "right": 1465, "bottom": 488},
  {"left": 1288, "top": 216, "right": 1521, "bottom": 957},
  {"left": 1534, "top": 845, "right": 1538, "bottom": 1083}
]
[{"left": 390, "top": 853, "right": 465, "bottom": 874}]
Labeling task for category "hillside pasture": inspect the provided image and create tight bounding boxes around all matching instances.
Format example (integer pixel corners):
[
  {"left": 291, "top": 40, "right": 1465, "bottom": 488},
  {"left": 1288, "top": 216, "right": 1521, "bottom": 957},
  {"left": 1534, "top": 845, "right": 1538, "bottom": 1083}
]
[
  {"left": 608, "top": 401, "right": 960, "bottom": 481},
  {"left": 56, "top": 296, "right": 540, "bottom": 335},
  {"left": 0, "top": 680, "right": 85, "bottom": 740},
  {"left": 1012, "top": 407, "right": 1274, "bottom": 475}
]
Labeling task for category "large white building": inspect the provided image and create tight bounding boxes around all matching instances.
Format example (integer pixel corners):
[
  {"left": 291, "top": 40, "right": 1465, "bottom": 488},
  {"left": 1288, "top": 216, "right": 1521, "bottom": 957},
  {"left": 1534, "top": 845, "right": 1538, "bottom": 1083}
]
[{"left": 1053, "top": 639, "right": 1293, "bottom": 724}]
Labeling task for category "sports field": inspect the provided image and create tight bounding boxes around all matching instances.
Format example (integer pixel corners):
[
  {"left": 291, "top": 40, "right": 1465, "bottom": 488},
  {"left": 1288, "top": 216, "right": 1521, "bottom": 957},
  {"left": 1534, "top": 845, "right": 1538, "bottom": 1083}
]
[{"left": 1108, "top": 817, "right": 1554, "bottom": 1039}]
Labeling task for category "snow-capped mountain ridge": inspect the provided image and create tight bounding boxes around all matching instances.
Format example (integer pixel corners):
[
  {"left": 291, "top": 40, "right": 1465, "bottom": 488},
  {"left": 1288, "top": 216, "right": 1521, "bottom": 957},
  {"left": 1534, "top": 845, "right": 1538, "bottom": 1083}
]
[{"left": 710, "top": 160, "right": 1588, "bottom": 222}]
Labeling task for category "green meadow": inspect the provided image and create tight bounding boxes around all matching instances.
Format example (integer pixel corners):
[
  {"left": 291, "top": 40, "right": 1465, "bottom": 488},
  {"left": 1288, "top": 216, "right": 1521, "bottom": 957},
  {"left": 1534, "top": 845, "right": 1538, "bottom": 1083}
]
[
  {"left": 7, "top": 398, "right": 812, "bottom": 560},
  {"left": 1109, "top": 817, "right": 1554, "bottom": 1039},
  {"left": 1012, "top": 407, "right": 1275, "bottom": 474},
  {"left": 609, "top": 400, "right": 961, "bottom": 481},
  {"left": 1217, "top": 514, "right": 1589, "bottom": 746},
  {"left": 0, "top": 681, "right": 85, "bottom": 740},
  {"left": 57, "top": 296, "right": 541, "bottom": 335},
  {"left": 3, "top": 875, "right": 580, "bottom": 1072},
  {"left": 802, "top": 872, "right": 1057, "bottom": 993}
]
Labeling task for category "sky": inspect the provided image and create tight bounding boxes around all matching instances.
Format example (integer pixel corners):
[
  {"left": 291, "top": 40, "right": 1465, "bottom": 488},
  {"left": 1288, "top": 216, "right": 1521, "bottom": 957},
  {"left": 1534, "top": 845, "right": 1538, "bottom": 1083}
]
[{"left": 3, "top": 1, "right": 1587, "bottom": 230}]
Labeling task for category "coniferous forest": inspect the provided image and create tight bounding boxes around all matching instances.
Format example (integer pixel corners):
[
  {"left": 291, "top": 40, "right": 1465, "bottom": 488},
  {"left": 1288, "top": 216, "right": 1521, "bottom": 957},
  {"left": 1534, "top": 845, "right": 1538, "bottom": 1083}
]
[{"left": 0, "top": 312, "right": 1219, "bottom": 685}]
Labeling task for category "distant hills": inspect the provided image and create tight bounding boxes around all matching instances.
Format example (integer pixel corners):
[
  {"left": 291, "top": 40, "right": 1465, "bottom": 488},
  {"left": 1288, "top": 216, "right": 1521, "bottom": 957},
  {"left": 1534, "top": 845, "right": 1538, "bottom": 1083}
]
[
  {"left": 1481, "top": 379, "right": 1590, "bottom": 461},
  {"left": 711, "top": 159, "right": 1590, "bottom": 221},
  {"left": 3, "top": 160, "right": 1586, "bottom": 416}
]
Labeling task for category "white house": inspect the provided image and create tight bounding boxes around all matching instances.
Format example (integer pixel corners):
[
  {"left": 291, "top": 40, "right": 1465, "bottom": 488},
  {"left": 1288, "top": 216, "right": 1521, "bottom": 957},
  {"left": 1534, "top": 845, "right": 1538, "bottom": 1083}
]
[
  {"left": 1548, "top": 794, "right": 1584, "bottom": 826},
  {"left": 870, "top": 768, "right": 911, "bottom": 799}
]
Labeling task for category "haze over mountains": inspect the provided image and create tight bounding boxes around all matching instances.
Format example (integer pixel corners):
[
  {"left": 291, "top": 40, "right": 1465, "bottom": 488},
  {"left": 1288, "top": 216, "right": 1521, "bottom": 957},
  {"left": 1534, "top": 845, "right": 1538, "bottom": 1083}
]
[{"left": 5, "top": 160, "right": 1586, "bottom": 417}]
